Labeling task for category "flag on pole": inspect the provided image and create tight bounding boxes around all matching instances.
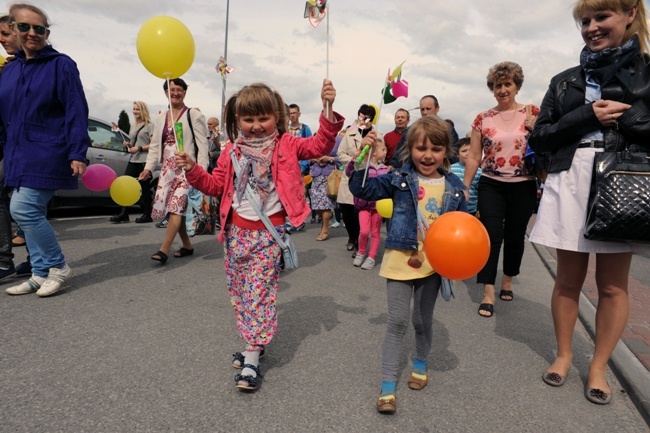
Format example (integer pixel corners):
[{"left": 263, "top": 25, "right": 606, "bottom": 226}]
[
  {"left": 382, "top": 61, "right": 409, "bottom": 104},
  {"left": 304, "top": 0, "right": 327, "bottom": 28}
]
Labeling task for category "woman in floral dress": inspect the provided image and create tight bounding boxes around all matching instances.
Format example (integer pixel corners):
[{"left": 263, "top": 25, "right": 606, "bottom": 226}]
[{"left": 140, "top": 78, "right": 209, "bottom": 264}]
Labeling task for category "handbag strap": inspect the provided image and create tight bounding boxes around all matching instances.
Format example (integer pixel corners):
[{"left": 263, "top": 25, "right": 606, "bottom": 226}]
[{"left": 229, "top": 148, "right": 288, "bottom": 250}]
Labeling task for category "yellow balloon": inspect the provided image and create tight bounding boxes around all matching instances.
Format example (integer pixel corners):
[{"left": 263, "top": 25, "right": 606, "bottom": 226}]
[
  {"left": 376, "top": 198, "right": 393, "bottom": 218},
  {"left": 369, "top": 103, "right": 380, "bottom": 124},
  {"left": 303, "top": 174, "right": 312, "bottom": 185},
  {"left": 110, "top": 176, "right": 142, "bottom": 207},
  {"left": 136, "top": 16, "right": 195, "bottom": 79}
]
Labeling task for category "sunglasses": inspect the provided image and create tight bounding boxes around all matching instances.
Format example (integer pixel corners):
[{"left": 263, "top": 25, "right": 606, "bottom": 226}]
[{"left": 13, "top": 22, "right": 48, "bottom": 35}]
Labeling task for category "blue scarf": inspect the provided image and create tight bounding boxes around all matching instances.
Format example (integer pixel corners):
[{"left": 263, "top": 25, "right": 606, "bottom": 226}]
[{"left": 579, "top": 36, "right": 639, "bottom": 84}]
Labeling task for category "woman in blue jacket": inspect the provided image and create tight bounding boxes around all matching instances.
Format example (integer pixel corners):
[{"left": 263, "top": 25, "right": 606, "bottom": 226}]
[{"left": 0, "top": 4, "right": 90, "bottom": 297}]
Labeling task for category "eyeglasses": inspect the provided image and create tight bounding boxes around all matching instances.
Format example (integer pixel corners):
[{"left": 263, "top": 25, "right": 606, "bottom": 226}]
[{"left": 13, "top": 22, "right": 48, "bottom": 35}]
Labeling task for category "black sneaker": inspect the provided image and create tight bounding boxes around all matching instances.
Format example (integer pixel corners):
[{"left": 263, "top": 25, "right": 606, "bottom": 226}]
[
  {"left": 156, "top": 219, "right": 169, "bottom": 228},
  {"left": 15, "top": 260, "right": 31, "bottom": 277},
  {"left": 0, "top": 265, "right": 16, "bottom": 282},
  {"left": 109, "top": 214, "right": 129, "bottom": 223},
  {"left": 135, "top": 215, "right": 153, "bottom": 223}
]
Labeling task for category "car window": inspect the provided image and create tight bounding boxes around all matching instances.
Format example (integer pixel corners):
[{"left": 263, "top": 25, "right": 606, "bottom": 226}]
[{"left": 88, "top": 119, "right": 125, "bottom": 152}]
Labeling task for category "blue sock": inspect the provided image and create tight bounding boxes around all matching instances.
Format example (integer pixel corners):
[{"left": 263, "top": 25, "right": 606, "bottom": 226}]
[
  {"left": 414, "top": 358, "right": 428, "bottom": 372},
  {"left": 381, "top": 381, "right": 396, "bottom": 395}
]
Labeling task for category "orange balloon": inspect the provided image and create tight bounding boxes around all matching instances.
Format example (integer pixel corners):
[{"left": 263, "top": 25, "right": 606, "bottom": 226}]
[
  {"left": 423, "top": 211, "right": 490, "bottom": 280},
  {"left": 303, "top": 174, "right": 312, "bottom": 185}
]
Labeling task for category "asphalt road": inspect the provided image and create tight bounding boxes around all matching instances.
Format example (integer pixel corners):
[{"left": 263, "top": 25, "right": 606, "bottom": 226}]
[{"left": 1, "top": 213, "right": 649, "bottom": 432}]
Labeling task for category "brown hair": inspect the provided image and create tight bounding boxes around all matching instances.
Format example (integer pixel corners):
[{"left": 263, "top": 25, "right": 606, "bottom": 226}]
[
  {"left": 486, "top": 61, "right": 524, "bottom": 91},
  {"left": 572, "top": 0, "right": 649, "bottom": 54},
  {"left": 404, "top": 116, "right": 454, "bottom": 173},
  {"left": 224, "top": 82, "right": 287, "bottom": 142}
]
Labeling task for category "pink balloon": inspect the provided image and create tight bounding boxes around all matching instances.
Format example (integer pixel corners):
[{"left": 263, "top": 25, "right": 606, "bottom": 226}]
[{"left": 82, "top": 164, "right": 117, "bottom": 192}]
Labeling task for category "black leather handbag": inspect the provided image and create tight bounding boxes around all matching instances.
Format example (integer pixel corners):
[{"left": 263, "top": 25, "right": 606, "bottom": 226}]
[{"left": 584, "top": 149, "right": 650, "bottom": 242}]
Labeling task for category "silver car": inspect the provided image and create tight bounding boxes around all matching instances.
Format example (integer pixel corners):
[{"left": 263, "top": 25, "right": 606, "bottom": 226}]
[{"left": 50, "top": 117, "right": 159, "bottom": 208}]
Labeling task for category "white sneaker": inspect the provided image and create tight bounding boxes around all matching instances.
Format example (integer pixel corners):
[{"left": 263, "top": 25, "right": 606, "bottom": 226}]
[
  {"left": 36, "top": 264, "right": 73, "bottom": 297},
  {"left": 330, "top": 221, "right": 340, "bottom": 228},
  {"left": 353, "top": 253, "right": 365, "bottom": 267},
  {"left": 361, "top": 257, "right": 376, "bottom": 270},
  {"left": 6, "top": 275, "right": 46, "bottom": 295}
]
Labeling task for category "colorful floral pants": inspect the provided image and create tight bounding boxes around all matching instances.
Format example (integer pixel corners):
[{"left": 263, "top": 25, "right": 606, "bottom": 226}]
[{"left": 224, "top": 225, "right": 281, "bottom": 351}]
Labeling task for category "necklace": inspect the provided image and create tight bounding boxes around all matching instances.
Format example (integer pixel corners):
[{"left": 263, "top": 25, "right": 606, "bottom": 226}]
[{"left": 497, "top": 102, "right": 518, "bottom": 123}]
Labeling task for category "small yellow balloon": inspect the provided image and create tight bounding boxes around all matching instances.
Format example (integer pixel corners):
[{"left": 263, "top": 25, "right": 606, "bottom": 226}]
[
  {"left": 303, "top": 174, "right": 312, "bottom": 185},
  {"left": 376, "top": 198, "right": 393, "bottom": 218},
  {"left": 369, "top": 103, "right": 380, "bottom": 124},
  {"left": 136, "top": 16, "right": 195, "bottom": 79},
  {"left": 110, "top": 176, "right": 142, "bottom": 207}
]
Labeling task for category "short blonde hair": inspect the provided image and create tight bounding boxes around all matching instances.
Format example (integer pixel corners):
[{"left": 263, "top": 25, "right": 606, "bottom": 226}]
[{"left": 572, "top": 0, "right": 650, "bottom": 54}]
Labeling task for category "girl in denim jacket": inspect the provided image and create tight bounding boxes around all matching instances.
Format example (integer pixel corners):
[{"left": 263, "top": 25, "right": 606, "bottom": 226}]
[{"left": 349, "top": 116, "right": 467, "bottom": 413}]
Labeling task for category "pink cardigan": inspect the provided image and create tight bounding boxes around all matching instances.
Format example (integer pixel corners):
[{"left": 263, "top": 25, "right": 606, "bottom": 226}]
[{"left": 185, "top": 111, "right": 344, "bottom": 242}]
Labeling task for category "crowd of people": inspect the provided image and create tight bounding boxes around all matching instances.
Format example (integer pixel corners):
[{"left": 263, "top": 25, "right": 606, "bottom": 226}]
[{"left": 1, "top": 0, "right": 648, "bottom": 414}]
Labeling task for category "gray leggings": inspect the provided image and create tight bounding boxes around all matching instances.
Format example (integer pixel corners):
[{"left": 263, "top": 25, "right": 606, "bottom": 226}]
[{"left": 382, "top": 274, "right": 441, "bottom": 382}]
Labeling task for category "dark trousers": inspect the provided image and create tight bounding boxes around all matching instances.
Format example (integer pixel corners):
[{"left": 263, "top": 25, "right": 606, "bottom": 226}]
[
  {"left": 476, "top": 177, "right": 537, "bottom": 285},
  {"left": 340, "top": 203, "right": 360, "bottom": 246},
  {"left": 0, "top": 186, "right": 13, "bottom": 268},
  {"left": 121, "top": 162, "right": 152, "bottom": 216}
]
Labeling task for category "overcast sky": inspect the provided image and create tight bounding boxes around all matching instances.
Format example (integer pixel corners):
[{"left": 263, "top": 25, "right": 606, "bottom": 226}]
[{"left": 7, "top": 0, "right": 649, "bottom": 136}]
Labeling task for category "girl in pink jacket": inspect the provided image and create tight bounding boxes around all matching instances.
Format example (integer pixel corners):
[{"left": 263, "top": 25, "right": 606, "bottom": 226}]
[{"left": 175, "top": 80, "right": 343, "bottom": 391}]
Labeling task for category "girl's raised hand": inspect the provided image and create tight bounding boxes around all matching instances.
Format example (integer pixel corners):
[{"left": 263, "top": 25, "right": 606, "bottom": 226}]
[
  {"left": 175, "top": 151, "right": 195, "bottom": 172},
  {"left": 321, "top": 79, "right": 336, "bottom": 120}
]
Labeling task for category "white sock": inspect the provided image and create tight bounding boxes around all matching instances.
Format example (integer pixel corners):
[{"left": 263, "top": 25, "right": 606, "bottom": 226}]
[{"left": 241, "top": 350, "right": 261, "bottom": 378}]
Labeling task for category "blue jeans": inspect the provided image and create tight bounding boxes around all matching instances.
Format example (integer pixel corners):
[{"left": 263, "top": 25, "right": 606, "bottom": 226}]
[{"left": 10, "top": 187, "right": 65, "bottom": 277}]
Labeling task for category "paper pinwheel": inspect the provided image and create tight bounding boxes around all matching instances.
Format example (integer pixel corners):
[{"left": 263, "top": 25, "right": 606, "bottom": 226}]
[
  {"left": 216, "top": 56, "right": 233, "bottom": 79},
  {"left": 304, "top": 0, "right": 327, "bottom": 28},
  {"left": 382, "top": 61, "right": 409, "bottom": 104}
]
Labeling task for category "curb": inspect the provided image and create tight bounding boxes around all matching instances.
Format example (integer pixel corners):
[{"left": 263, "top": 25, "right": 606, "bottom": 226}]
[{"left": 531, "top": 242, "right": 650, "bottom": 425}]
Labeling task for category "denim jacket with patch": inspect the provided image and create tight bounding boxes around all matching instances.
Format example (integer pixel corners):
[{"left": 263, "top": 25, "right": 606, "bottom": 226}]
[{"left": 349, "top": 161, "right": 467, "bottom": 251}]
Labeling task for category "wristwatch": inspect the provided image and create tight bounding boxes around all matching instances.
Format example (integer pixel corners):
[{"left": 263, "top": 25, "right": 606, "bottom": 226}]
[{"left": 138, "top": 146, "right": 143, "bottom": 153}]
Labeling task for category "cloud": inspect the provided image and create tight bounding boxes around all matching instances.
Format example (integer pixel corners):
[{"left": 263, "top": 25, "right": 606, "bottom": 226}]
[{"left": 14, "top": 0, "right": 627, "bottom": 137}]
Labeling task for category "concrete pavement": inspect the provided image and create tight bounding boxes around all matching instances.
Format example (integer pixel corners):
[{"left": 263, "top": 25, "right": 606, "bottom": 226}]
[{"left": 0, "top": 216, "right": 648, "bottom": 432}]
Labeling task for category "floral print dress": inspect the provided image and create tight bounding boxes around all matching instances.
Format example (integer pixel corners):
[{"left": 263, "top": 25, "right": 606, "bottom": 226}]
[{"left": 152, "top": 109, "right": 191, "bottom": 219}]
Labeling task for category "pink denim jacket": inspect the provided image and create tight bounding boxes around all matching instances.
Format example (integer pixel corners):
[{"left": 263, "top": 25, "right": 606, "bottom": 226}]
[{"left": 185, "top": 111, "right": 344, "bottom": 242}]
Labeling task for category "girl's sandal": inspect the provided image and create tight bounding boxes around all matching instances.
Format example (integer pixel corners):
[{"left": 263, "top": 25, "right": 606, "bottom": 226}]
[
  {"left": 234, "top": 364, "right": 262, "bottom": 391},
  {"left": 316, "top": 232, "right": 329, "bottom": 241}
]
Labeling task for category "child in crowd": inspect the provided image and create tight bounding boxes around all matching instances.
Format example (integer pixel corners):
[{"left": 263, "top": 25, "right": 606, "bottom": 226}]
[
  {"left": 175, "top": 80, "right": 343, "bottom": 391},
  {"left": 346, "top": 141, "right": 389, "bottom": 269},
  {"left": 348, "top": 116, "right": 467, "bottom": 413},
  {"left": 450, "top": 138, "right": 481, "bottom": 216}
]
